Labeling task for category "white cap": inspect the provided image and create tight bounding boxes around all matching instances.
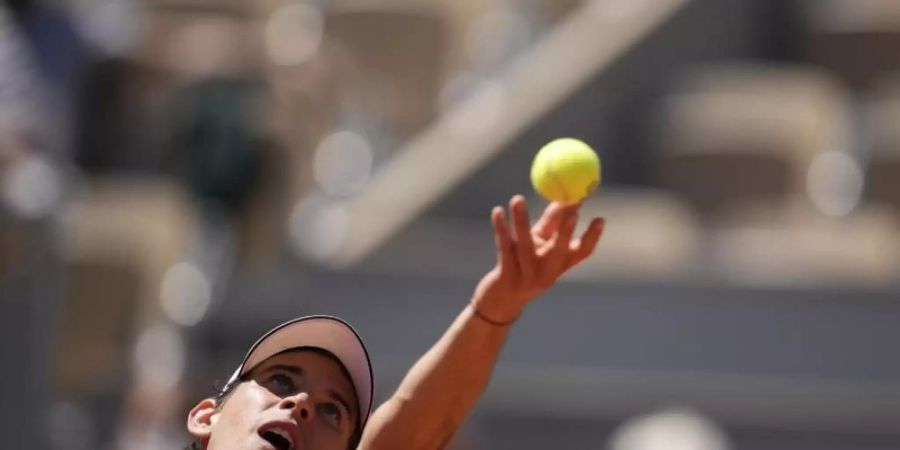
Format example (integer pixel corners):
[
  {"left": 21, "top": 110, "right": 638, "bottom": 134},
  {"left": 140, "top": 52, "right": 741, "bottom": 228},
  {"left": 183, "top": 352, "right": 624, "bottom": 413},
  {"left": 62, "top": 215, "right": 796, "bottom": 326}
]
[{"left": 226, "top": 316, "right": 374, "bottom": 427}]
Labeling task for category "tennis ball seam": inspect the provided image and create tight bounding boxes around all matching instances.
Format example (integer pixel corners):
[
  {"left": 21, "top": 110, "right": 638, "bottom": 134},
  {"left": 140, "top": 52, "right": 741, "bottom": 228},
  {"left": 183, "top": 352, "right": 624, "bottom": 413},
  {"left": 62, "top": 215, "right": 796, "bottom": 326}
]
[
  {"left": 531, "top": 138, "right": 601, "bottom": 204},
  {"left": 545, "top": 154, "right": 571, "bottom": 203}
]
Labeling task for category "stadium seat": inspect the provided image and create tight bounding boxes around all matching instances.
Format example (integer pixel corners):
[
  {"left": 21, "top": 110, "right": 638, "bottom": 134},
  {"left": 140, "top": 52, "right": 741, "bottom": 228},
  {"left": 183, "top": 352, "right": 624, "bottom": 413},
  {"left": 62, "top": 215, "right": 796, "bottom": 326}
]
[
  {"left": 805, "top": 0, "right": 900, "bottom": 91},
  {"left": 865, "top": 76, "right": 900, "bottom": 215},
  {"left": 711, "top": 203, "right": 900, "bottom": 285},
  {"left": 656, "top": 64, "right": 852, "bottom": 223},
  {"left": 136, "top": 4, "right": 253, "bottom": 80},
  {"left": 324, "top": 4, "right": 451, "bottom": 139},
  {"left": 568, "top": 189, "right": 701, "bottom": 280},
  {"left": 55, "top": 179, "right": 197, "bottom": 397}
]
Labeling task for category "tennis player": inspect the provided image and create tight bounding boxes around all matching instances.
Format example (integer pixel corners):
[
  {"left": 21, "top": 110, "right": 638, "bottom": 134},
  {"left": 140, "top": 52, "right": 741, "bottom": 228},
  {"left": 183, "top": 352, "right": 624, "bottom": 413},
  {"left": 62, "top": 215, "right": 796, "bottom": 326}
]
[{"left": 186, "top": 195, "right": 604, "bottom": 449}]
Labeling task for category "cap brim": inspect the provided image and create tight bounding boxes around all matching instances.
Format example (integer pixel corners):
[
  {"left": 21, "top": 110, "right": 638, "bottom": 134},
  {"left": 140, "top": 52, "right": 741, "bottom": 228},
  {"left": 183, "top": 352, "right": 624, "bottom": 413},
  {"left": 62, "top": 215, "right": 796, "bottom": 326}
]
[{"left": 227, "top": 316, "right": 373, "bottom": 427}]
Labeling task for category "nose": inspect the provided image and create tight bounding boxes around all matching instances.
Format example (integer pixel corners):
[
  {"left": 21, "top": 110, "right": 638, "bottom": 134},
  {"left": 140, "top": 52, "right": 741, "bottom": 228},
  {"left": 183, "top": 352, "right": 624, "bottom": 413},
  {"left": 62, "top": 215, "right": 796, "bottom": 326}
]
[{"left": 279, "top": 391, "right": 313, "bottom": 421}]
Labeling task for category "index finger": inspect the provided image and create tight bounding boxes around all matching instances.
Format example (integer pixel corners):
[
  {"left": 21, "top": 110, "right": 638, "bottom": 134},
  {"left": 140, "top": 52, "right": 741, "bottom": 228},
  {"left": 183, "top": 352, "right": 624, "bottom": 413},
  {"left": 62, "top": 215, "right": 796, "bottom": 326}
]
[
  {"left": 566, "top": 217, "right": 604, "bottom": 269},
  {"left": 491, "top": 206, "right": 517, "bottom": 273},
  {"left": 547, "top": 207, "right": 578, "bottom": 262},
  {"left": 532, "top": 202, "right": 574, "bottom": 241},
  {"left": 511, "top": 196, "right": 537, "bottom": 279}
]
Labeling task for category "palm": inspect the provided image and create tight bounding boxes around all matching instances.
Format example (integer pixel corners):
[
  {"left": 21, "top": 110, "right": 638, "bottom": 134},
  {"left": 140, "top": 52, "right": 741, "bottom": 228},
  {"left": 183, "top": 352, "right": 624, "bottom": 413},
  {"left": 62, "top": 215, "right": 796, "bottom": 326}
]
[{"left": 472, "top": 195, "right": 604, "bottom": 323}]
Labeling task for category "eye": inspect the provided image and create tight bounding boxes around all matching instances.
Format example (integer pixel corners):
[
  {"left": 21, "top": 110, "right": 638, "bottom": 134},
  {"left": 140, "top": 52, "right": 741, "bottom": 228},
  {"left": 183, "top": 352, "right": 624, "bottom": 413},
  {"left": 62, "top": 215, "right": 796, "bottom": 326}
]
[
  {"left": 318, "top": 402, "right": 342, "bottom": 427},
  {"left": 266, "top": 373, "right": 296, "bottom": 396}
]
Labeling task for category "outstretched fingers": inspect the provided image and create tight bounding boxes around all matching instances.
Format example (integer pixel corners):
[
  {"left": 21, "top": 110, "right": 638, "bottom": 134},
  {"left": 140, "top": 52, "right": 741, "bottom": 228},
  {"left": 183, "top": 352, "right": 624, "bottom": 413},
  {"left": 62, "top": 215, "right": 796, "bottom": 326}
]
[
  {"left": 491, "top": 206, "right": 517, "bottom": 276},
  {"left": 510, "top": 196, "right": 537, "bottom": 281},
  {"left": 566, "top": 217, "right": 605, "bottom": 269},
  {"left": 493, "top": 197, "right": 603, "bottom": 285},
  {"left": 532, "top": 202, "right": 566, "bottom": 241},
  {"left": 559, "top": 208, "right": 579, "bottom": 247},
  {"left": 545, "top": 206, "right": 579, "bottom": 269}
]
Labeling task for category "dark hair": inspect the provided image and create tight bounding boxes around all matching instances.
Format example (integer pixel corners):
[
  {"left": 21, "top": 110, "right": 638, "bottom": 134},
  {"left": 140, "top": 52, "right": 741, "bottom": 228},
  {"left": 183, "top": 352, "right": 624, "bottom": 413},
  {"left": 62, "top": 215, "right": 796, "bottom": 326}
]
[{"left": 186, "top": 347, "right": 362, "bottom": 450}]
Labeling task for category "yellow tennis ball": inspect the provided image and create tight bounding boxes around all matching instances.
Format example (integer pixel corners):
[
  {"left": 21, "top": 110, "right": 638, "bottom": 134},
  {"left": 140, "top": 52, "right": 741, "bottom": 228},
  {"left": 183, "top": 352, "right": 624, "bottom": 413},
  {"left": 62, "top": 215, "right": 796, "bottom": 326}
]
[{"left": 530, "top": 138, "right": 601, "bottom": 204}]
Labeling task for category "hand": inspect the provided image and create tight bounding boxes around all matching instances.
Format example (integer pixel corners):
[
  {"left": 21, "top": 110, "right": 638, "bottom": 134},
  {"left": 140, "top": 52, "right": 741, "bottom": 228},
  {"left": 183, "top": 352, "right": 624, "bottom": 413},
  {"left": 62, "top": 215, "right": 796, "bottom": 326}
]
[{"left": 471, "top": 195, "right": 605, "bottom": 323}]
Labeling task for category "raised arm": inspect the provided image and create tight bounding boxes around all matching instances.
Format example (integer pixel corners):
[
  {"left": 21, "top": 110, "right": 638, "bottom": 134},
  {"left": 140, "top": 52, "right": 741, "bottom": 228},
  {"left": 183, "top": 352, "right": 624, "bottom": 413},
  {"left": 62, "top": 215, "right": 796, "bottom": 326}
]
[{"left": 358, "top": 195, "right": 604, "bottom": 450}]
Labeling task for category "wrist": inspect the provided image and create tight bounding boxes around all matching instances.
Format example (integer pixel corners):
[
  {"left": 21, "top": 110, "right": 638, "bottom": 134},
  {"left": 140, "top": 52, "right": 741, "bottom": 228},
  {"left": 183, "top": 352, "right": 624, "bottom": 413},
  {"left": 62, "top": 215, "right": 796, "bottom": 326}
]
[{"left": 468, "top": 300, "right": 520, "bottom": 327}]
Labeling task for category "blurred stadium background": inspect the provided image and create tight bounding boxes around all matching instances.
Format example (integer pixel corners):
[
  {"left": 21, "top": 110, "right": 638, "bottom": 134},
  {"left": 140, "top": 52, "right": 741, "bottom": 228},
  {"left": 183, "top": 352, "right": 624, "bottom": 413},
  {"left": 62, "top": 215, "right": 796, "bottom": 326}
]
[{"left": 2, "top": 0, "right": 900, "bottom": 448}]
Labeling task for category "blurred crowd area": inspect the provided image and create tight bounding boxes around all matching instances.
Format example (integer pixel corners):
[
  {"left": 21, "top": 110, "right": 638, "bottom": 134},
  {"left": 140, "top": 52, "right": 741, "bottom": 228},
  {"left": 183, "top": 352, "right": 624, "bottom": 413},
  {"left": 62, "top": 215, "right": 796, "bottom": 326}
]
[{"left": 2, "top": 0, "right": 900, "bottom": 449}]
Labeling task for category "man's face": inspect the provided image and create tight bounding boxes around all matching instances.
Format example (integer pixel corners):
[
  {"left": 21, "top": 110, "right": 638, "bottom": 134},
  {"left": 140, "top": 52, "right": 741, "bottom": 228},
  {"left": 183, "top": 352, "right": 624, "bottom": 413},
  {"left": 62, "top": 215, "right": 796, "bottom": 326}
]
[{"left": 189, "top": 350, "right": 360, "bottom": 450}]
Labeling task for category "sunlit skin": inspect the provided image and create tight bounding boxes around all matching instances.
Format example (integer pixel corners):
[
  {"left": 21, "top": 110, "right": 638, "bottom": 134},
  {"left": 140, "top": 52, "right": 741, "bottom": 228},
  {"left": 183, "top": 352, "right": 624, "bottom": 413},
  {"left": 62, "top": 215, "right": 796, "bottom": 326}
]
[
  {"left": 187, "top": 195, "right": 605, "bottom": 450},
  {"left": 188, "top": 350, "right": 360, "bottom": 450},
  {"left": 472, "top": 195, "right": 605, "bottom": 322},
  {"left": 357, "top": 196, "right": 605, "bottom": 449}
]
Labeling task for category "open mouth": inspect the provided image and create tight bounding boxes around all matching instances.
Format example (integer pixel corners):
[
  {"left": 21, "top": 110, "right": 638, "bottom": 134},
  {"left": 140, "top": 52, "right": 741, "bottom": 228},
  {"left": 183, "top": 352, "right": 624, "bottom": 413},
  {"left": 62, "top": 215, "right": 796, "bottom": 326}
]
[{"left": 260, "top": 428, "right": 294, "bottom": 450}]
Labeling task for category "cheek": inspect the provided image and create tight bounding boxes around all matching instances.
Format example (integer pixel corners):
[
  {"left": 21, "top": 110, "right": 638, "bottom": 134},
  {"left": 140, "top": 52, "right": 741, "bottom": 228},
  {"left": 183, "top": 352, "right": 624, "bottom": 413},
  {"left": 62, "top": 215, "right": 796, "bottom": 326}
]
[
  {"left": 213, "top": 387, "right": 279, "bottom": 438},
  {"left": 244, "top": 386, "right": 273, "bottom": 406}
]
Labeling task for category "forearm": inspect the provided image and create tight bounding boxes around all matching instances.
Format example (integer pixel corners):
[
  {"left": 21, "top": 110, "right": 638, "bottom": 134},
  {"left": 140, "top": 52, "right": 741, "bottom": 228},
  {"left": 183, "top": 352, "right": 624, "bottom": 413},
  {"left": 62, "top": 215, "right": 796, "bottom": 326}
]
[
  {"left": 357, "top": 197, "right": 602, "bottom": 450},
  {"left": 360, "top": 299, "right": 514, "bottom": 449}
]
